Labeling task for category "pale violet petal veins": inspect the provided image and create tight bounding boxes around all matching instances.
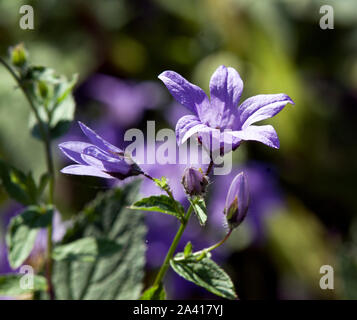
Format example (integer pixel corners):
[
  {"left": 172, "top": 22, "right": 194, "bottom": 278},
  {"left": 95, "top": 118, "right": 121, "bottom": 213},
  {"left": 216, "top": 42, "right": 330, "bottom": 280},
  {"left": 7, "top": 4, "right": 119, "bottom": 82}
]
[
  {"left": 60, "top": 165, "right": 114, "bottom": 179},
  {"left": 58, "top": 141, "right": 93, "bottom": 165},
  {"left": 209, "top": 65, "right": 243, "bottom": 130},
  {"left": 238, "top": 94, "right": 294, "bottom": 129},
  {"left": 175, "top": 115, "right": 201, "bottom": 145},
  {"left": 158, "top": 71, "right": 211, "bottom": 119},
  {"left": 228, "top": 125, "right": 280, "bottom": 149},
  {"left": 81, "top": 146, "right": 132, "bottom": 174},
  {"left": 78, "top": 121, "right": 123, "bottom": 154}
]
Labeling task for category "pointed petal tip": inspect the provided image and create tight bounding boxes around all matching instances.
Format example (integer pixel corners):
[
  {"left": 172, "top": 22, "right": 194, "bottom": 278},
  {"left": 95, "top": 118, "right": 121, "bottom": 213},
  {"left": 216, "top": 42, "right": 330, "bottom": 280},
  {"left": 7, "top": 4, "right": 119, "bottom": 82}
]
[
  {"left": 60, "top": 167, "right": 69, "bottom": 174},
  {"left": 77, "top": 120, "right": 87, "bottom": 130},
  {"left": 284, "top": 94, "right": 295, "bottom": 106},
  {"left": 58, "top": 141, "right": 74, "bottom": 149},
  {"left": 158, "top": 70, "right": 172, "bottom": 81}
]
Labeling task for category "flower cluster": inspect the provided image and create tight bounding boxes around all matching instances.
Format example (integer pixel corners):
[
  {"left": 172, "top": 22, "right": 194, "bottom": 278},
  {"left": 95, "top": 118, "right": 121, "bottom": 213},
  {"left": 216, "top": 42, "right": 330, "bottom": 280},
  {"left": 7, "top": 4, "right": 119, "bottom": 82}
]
[{"left": 57, "top": 65, "right": 294, "bottom": 300}]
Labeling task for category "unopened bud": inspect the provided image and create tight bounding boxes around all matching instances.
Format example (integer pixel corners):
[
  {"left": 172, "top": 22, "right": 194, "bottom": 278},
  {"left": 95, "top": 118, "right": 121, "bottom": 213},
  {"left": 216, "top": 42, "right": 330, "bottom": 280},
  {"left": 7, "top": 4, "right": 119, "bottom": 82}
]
[
  {"left": 182, "top": 167, "right": 208, "bottom": 196},
  {"left": 224, "top": 172, "right": 249, "bottom": 230},
  {"left": 10, "top": 43, "right": 28, "bottom": 68}
]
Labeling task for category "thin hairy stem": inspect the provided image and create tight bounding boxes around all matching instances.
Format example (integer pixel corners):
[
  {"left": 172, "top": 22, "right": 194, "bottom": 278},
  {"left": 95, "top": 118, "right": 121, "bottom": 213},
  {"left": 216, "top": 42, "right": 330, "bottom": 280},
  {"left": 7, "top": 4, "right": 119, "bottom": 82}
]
[
  {"left": 152, "top": 205, "right": 193, "bottom": 287},
  {"left": 0, "top": 57, "right": 55, "bottom": 299}
]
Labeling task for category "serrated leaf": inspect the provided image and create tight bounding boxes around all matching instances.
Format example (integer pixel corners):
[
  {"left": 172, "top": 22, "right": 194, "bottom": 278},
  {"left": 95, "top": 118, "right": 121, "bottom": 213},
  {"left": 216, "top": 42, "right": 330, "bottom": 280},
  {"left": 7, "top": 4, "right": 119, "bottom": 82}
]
[
  {"left": 170, "top": 255, "right": 237, "bottom": 300},
  {"left": 0, "top": 274, "right": 47, "bottom": 297},
  {"left": 189, "top": 197, "right": 207, "bottom": 226},
  {"left": 6, "top": 205, "right": 54, "bottom": 269},
  {"left": 140, "top": 284, "right": 166, "bottom": 300},
  {"left": 129, "top": 195, "right": 183, "bottom": 220},
  {"left": 52, "top": 181, "right": 146, "bottom": 300},
  {"left": 0, "top": 159, "right": 35, "bottom": 205},
  {"left": 52, "top": 237, "right": 122, "bottom": 262}
]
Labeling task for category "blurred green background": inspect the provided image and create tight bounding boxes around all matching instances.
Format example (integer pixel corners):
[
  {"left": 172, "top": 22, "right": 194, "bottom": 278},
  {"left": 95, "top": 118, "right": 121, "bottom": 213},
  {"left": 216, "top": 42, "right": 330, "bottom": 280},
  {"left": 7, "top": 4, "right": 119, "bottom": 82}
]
[{"left": 1, "top": 0, "right": 357, "bottom": 299}]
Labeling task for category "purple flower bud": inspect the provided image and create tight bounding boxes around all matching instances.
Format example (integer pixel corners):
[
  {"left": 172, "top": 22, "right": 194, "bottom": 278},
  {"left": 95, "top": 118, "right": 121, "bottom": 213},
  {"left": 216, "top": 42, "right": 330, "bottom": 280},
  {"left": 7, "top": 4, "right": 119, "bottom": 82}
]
[
  {"left": 224, "top": 172, "right": 249, "bottom": 229},
  {"left": 182, "top": 167, "right": 208, "bottom": 196}
]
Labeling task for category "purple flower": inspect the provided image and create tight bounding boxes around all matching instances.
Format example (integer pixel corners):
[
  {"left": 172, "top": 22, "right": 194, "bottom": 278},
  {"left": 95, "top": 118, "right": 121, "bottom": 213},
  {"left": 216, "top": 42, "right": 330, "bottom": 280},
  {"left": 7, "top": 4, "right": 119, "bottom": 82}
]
[
  {"left": 59, "top": 122, "right": 142, "bottom": 180},
  {"left": 158, "top": 65, "right": 294, "bottom": 152},
  {"left": 224, "top": 172, "right": 249, "bottom": 230},
  {"left": 83, "top": 74, "right": 163, "bottom": 127},
  {"left": 182, "top": 167, "right": 208, "bottom": 196}
]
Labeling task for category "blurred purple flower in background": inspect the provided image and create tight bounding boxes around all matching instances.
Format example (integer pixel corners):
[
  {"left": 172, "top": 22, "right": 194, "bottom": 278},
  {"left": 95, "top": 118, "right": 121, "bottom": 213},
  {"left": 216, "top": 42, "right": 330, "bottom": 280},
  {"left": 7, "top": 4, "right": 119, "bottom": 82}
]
[
  {"left": 159, "top": 65, "right": 294, "bottom": 151},
  {"left": 83, "top": 74, "right": 164, "bottom": 127}
]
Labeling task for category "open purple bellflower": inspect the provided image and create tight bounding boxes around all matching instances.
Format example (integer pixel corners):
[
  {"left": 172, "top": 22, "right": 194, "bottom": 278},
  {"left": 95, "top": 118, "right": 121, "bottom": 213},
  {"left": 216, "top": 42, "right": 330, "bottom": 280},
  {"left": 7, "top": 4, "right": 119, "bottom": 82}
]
[{"left": 159, "top": 65, "right": 294, "bottom": 153}]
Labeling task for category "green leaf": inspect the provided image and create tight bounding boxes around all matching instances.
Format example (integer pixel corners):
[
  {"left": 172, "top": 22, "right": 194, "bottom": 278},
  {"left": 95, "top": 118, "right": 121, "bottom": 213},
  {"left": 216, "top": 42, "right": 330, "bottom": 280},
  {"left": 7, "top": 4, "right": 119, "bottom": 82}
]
[
  {"left": 184, "top": 241, "right": 193, "bottom": 258},
  {"left": 153, "top": 176, "right": 170, "bottom": 192},
  {"left": 52, "top": 237, "right": 122, "bottom": 262},
  {"left": 189, "top": 196, "right": 207, "bottom": 226},
  {"left": 37, "top": 172, "right": 50, "bottom": 198},
  {"left": 0, "top": 159, "right": 36, "bottom": 205},
  {"left": 170, "top": 254, "right": 237, "bottom": 300},
  {"left": 0, "top": 274, "right": 47, "bottom": 297},
  {"left": 52, "top": 181, "right": 146, "bottom": 300},
  {"left": 129, "top": 195, "right": 184, "bottom": 220},
  {"left": 29, "top": 91, "right": 76, "bottom": 140},
  {"left": 6, "top": 205, "right": 54, "bottom": 269},
  {"left": 26, "top": 66, "right": 77, "bottom": 140},
  {"left": 140, "top": 284, "right": 166, "bottom": 300},
  {"left": 49, "top": 91, "right": 76, "bottom": 139}
]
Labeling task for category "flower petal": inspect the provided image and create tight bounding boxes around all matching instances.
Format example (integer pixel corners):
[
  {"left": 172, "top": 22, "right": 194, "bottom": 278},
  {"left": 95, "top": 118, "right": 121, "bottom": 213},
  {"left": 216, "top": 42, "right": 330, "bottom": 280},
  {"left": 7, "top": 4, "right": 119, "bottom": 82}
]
[
  {"left": 209, "top": 65, "right": 243, "bottom": 129},
  {"left": 58, "top": 141, "right": 93, "bottom": 164},
  {"left": 78, "top": 121, "right": 123, "bottom": 155},
  {"left": 158, "top": 71, "right": 210, "bottom": 118},
  {"left": 175, "top": 115, "right": 201, "bottom": 145},
  {"left": 81, "top": 146, "right": 132, "bottom": 174},
  {"left": 219, "top": 130, "right": 242, "bottom": 152},
  {"left": 229, "top": 125, "right": 280, "bottom": 149},
  {"left": 60, "top": 165, "right": 114, "bottom": 179},
  {"left": 238, "top": 94, "right": 294, "bottom": 129},
  {"left": 181, "top": 123, "right": 217, "bottom": 146}
]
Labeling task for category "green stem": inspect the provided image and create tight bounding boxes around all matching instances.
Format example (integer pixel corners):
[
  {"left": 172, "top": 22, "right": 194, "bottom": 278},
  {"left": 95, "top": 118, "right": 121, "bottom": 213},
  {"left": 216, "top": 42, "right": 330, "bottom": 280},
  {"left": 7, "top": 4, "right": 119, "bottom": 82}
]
[
  {"left": 173, "top": 229, "right": 233, "bottom": 262},
  {"left": 153, "top": 205, "right": 194, "bottom": 287},
  {"left": 0, "top": 57, "right": 55, "bottom": 299},
  {"left": 195, "top": 229, "right": 232, "bottom": 260},
  {"left": 147, "top": 157, "right": 216, "bottom": 287}
]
